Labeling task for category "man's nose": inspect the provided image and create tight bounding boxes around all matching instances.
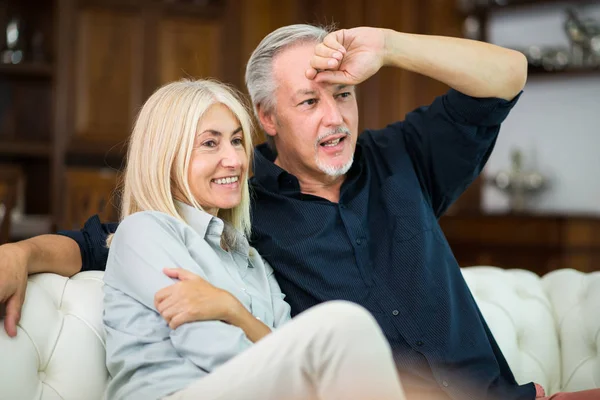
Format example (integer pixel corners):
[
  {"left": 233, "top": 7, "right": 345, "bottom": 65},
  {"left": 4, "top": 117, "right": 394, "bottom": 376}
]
[{"left": 322, "top": 97, "right": 344, "bottom": 127}]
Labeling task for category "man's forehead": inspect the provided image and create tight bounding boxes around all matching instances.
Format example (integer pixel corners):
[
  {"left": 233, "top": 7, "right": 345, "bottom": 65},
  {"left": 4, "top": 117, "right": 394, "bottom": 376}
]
[
  {"left": 293, "top": 84, "right": 352, "bottom": 97},
  {"left": 272, "top": 43, "right": 354, "bottom": 97}
]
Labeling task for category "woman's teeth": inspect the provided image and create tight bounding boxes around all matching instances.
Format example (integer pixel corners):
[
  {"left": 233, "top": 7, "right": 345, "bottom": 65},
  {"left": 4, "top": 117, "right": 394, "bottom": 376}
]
[{"left": 213, "top": 176, "right": 239, "bottom": 185}]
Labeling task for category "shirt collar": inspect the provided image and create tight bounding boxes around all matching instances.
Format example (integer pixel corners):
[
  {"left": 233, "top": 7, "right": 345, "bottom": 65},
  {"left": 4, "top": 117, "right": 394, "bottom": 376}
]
[
  {"left": 251, "top": 141, "right": 365, "bottom": 194},
  {"left": 175, "top": 200, "right": 249, "bottom": 256},
  {"left": 252, "top": 143, "right": 287, "bottom": 193}
]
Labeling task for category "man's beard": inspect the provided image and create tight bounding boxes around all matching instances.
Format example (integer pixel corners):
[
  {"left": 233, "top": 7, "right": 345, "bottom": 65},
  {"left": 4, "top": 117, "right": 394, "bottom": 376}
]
[
  {"left": 314, "top": 127, "right": 353, "bottom": 177},
  {"left": 316, "top": 156, "right": 354, "bottom": 177}
]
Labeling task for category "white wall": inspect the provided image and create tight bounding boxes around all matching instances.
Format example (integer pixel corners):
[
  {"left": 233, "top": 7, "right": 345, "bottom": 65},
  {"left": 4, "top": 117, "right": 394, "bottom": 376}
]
[{"left": 482, "top": 2, "right": 600, "bottom": 215}]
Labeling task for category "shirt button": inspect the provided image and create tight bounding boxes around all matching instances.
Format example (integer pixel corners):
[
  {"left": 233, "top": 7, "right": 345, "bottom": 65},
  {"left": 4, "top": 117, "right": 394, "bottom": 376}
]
[
  {"left": 442, "top": 380, "right": 449, "bottom": 387},
  {"left": 392, "top": 310, "right": 399, "bottom": 316},
  {"left": 340, "top": 204, "right": 347, "bottom": 209},
  {"left": 241, "top": 288, "right": 246, "bottom": 292},
  {"left": 356, "top": 238, "right": 363, "bottom": 245},
  {"left": 416, "top": 340, "right": 424, "bottom": 346}
]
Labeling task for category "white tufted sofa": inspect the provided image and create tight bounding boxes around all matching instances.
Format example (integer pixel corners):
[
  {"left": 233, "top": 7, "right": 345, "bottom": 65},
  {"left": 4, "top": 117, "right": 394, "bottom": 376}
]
[{"left": 0, "top": 267, "right": 599, "bottom": 400}]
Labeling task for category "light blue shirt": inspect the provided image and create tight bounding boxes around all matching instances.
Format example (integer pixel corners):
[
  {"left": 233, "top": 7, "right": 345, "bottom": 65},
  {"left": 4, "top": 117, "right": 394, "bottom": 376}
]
[{"left": 102, "top": 202, "right": 292, "bottom": 400}]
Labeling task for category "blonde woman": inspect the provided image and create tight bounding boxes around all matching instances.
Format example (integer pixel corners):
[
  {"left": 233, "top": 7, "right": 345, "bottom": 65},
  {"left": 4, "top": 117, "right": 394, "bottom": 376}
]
[{"left": 102, "top": 79, "right": 405, "bottom": 400}]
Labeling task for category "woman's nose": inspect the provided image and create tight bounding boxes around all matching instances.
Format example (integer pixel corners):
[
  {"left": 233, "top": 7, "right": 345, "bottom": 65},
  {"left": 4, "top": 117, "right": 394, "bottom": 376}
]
[{"left": 221, "top": 144, "right": 243, "bottom": 168}]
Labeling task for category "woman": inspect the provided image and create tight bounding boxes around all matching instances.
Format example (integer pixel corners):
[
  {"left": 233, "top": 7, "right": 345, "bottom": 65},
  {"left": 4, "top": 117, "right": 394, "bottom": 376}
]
[{"left": 103, "top": 79, "right": 405, "bottom": 400}]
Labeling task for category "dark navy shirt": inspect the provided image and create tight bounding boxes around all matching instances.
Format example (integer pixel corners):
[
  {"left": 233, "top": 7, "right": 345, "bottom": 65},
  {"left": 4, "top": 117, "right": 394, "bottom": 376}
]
[{"left": 59, "top": 89, "right": 535, "bottom": 400}]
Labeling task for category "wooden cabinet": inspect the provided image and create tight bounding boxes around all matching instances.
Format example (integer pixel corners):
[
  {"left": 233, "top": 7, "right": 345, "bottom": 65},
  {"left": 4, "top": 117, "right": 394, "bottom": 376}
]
[
  {"left": 440, "top": 214, "right": 600, "bottom": 274},
  {"left": 74, "top": 8, "right": 143, "bottom": 145},
  {"left": 59, "top": 0, "right": 237, "bottom": 228},
  {"left": 158, "top": 17, "right": 222, "bottom": 85}
]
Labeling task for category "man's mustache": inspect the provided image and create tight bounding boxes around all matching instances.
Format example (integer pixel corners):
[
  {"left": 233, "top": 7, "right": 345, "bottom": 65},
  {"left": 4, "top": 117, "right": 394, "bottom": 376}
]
[{"left": 315, "top": 127, "right": 351, "bottom": 147}]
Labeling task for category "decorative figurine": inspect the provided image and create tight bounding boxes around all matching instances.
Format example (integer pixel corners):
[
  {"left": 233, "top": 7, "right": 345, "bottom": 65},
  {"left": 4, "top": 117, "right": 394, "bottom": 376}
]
[{"left": 489, "top": 148, "right": 547, "bottom": 213}]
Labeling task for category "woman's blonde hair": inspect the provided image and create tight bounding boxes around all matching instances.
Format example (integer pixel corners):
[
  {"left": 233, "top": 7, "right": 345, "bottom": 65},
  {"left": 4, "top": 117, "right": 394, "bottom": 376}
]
[{"left": 108, "top": 79, "right": 254, "bottom": 246}]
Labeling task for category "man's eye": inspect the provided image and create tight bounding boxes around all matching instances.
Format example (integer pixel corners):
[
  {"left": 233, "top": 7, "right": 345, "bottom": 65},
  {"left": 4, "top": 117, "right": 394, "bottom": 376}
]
[
  {"left": 337, "top": 92, "right": 352, "bottom": 99},
  {"left": 300, "top": 98, "right": 317, "bottom": 106}
]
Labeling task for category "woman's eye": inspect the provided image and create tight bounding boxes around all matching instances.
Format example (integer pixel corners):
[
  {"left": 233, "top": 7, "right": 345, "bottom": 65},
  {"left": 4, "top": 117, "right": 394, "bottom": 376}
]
[
  {"left": 202, "top": 140, "right": 217, "bottom": 148},
  {"left": 232, "top": 138, "right": 243, "bottom": 146}
]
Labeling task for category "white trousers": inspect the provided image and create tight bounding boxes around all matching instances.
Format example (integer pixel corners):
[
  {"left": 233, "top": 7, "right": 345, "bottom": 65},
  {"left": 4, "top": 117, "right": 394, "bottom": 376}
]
[{"left": 164, "top": 301, "right": 406, "bottom": 400}]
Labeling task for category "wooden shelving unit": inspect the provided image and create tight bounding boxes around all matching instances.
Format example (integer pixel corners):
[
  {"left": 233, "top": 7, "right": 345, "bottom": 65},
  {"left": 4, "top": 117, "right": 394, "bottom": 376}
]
[
  {"left": 527, "top": 64, "right": 600, "bottom": 76},
  {"left": 470, "top": 0, "right": 599, "bottom": 12},
  {"left": 461, "top": 0, "right": 600, "bottom": 76},
  {"left": 0, "top": 63, "right": 53, "bottom": 79},
  {"left": 0, "top": 140, "right": 52, "bottom": 157}
]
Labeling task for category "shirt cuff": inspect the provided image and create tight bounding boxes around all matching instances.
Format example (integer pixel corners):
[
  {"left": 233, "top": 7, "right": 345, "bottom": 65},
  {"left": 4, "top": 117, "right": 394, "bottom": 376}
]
[
  {"left": 56, "top": 227, "right": 87, "bottom": 271},
  {"left": 443, "top": 89, "right": 523, "bottom": 127},
  {"left": 56, "top": 215, "right": 112, "bottom": 272}
]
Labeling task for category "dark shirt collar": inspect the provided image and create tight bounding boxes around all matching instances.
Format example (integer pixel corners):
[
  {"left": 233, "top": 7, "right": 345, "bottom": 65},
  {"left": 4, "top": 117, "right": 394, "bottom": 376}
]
[
  {"left": 252, "top": 141, "right": 364, "bottom": 195},
  {"left": 252, "top": 143, "right": 289, "bottom": 193}
]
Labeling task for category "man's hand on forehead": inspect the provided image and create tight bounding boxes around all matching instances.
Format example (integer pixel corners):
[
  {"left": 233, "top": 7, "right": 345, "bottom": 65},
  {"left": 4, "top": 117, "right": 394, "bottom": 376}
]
[
  {"left": 305, "top": 30, "right": 347, "bottom": 80},
  {"left": 305, "top": 27, "right": 386, "bottom": 86}
]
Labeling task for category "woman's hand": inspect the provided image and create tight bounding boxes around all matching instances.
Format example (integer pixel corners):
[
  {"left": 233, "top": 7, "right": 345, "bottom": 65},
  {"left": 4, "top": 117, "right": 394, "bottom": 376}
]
[{"left": 154, "top": 268, "right": 241, "bottom": 329}]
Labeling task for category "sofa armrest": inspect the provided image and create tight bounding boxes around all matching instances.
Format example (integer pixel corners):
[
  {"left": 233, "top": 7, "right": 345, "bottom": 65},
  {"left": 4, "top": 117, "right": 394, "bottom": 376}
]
[{"left": 0, "top": 271, "right": 108, "bottom": 400}]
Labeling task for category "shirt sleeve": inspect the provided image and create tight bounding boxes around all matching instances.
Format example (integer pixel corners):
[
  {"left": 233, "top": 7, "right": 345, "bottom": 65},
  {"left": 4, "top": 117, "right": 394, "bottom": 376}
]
[
  {"left": 361, "top": 89, "right": 522, "bottom": 217},
  {"left": 103, "top": 212, "right": 253, "bottom": 375},
  {"left": 56, "top": 215, "right": 118, "bottom": 271},
  {"left": 263, "top": 258, "right": 292, "bottom": 329}
]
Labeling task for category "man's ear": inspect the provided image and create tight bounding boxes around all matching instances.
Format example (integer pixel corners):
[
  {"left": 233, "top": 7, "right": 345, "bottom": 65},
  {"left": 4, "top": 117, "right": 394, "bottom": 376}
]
[{"left": 257, "top": 104, "right": 277, "bottom": 138}]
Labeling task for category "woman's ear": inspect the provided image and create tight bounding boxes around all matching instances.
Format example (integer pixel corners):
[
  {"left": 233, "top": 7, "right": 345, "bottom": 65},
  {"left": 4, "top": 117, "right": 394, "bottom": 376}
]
[{"left": 257, "top": 104, "right": 277, "bottom": 139}]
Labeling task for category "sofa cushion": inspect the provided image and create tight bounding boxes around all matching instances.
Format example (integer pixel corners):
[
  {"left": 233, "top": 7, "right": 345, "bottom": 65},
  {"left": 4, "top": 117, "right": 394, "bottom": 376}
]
[
  {"left": 542, "top": 269, "right": 600, "bottom": 392},
  {"left": 462, "top": 266, "right": 561, "bottom": 394}
]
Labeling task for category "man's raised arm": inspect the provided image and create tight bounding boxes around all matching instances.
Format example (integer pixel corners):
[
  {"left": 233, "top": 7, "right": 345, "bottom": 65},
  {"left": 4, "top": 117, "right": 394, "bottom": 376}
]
[{"left": 308, "top": 27, "right": 527, "bottom": 100}]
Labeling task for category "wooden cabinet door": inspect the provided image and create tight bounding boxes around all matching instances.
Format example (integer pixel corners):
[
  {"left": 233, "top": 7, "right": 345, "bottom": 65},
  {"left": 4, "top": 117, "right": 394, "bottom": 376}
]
[
  {"left": 74, "top": 8, "right": 144, "bottom": 145},
  {"left": 158, "top": 17, "right": 223, "bottom": 85}
]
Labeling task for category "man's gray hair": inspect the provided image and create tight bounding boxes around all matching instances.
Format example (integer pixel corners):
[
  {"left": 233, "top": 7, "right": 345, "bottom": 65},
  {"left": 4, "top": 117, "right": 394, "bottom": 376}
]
[{"left": 245, "top": 24, "right": 333, "bottom": 151}]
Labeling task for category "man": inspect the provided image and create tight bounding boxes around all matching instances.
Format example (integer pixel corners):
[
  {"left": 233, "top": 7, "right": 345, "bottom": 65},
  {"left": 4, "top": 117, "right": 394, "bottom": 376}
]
[{"left": 1, "top": 25, "right": 598, "bottom": 400}]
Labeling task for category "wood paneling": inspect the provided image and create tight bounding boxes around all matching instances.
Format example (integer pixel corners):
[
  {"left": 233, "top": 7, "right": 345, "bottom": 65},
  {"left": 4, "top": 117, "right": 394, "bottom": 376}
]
[
  {"left": 158, "top": 18, "right": 222, "bottom": 84},
  {"left": 362, "top": 0, "right": 425, "bottom": 130},
  {"left": 240, "top": 0, "right": 302, "bottom": 86},
  {"left": 74, "top": 8, "right": 143, "bottom": 143},
  {"left": 64, "top": 167, "right": 119, "bottom": 230}
]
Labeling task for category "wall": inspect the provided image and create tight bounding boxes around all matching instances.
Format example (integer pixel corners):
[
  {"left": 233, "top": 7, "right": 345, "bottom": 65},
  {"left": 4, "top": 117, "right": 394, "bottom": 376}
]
[{"left": 482, "top": 2, "right": 600, "bottom": 215}]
